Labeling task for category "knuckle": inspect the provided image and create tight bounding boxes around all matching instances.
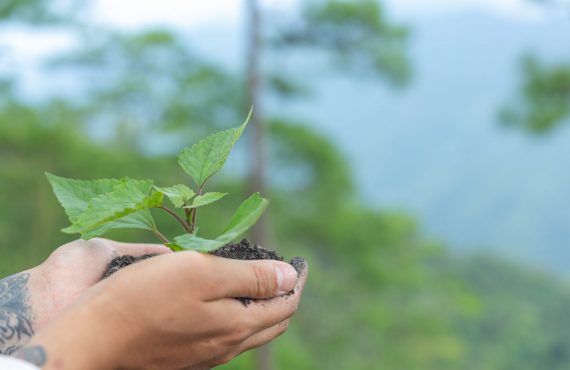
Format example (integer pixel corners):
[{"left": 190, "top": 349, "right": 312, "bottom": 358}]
[
  {"left": 226, "top": 325, "right": 250, "bottom": 345},
  {"left": 84, "top": 237, "right": 108, "bottom": 248},
  {"left": 276, "top": 320, "right": 290, "bottom": 336},
  {"left": 279, "top": 320, "right": 290, "bottom": 332},
  {"left": 252, "top": 264, "right": 276, "bottom": 297}
]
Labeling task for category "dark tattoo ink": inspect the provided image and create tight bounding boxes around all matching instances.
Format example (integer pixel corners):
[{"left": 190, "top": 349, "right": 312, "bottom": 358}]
[
  {"left": 13, "top": 345, "right": 47, "bottom": 367},
  {"left": 0, "top": 273, "right": 34, "bottom": 355}
]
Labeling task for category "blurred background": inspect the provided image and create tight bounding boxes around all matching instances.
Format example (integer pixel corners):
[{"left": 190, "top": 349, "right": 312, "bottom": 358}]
[{"left": 1, "top": 0, "right": 570, "bottom": 369}]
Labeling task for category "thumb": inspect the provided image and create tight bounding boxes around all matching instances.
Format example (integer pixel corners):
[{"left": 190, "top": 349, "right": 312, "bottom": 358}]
[{"left": 203, "top": 256, "right": 299, "bottom": 300}]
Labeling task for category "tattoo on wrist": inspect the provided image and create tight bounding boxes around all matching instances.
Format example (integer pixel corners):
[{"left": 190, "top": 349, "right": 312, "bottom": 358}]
[
  {"left": 0, "top": 273, "right": 34, "bottom": 355},
  {"left": 13, "top": 346, "right": 47, "bottom": 367}
]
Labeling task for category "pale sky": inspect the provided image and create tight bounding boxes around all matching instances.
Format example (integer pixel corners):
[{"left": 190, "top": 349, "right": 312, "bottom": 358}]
[{"left": 91, "top": 0, "right": 552, "bottom": 29}]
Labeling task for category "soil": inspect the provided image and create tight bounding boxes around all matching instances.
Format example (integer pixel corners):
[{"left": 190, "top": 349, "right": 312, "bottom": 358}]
[
  {"left": 210, "top": 239, "right": 304, "bottom": 305},
  {"left": 103, "top": 254, "right": 157, "bottom": 278},
  {"left": 103, "top": 239, "right": 305, "bottom": 305}
]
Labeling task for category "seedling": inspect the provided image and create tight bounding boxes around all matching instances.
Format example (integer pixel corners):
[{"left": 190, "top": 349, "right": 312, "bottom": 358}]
[{"left": 46, "top": 110, "right": 268, "bottom": 252}]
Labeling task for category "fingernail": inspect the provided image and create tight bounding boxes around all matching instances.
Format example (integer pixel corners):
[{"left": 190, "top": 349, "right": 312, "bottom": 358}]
[{"left": 276, "top": 263, "right": 297, "bottom": 294}]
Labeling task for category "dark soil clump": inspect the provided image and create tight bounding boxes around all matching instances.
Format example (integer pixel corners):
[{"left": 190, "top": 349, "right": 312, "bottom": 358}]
[
  {"left": 210, "top": 239, "right": 304, "bottom": 306},
  {"left": 104, "top": 254, "right": 157, "bottom": 278},
  {"left": 209, "top": 239, "right": 283, "bottom": 262}
]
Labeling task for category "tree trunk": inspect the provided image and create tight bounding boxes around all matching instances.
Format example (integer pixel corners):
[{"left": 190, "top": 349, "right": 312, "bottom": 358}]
[{"left": 244, "top": 1, "right": 273, "bottom": 370}]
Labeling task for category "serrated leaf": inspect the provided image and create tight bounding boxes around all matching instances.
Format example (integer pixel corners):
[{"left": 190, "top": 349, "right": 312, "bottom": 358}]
[
  {"left": 47, "top": 173, "right": 159, "bottom": 240},
  {"left": 171, "top": 193, "right": 268, "bottom": 252},
  {"left": 178, "top": 108, "right": 252, "bottom": 187},
  {"left": 184, "top": 192, "right": 228, "bottom": 209},
  {"left": 46, "top": 173, "right": 121, "bottom": 223},
  {"left": 64, "top": 178, "right": 163, "bottom": 238},
  {"left": 154, "top": 184, "right": 195, "bottom": 208}
]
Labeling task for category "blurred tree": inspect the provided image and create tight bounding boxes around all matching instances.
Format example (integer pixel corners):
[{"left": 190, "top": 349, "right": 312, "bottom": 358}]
[
  {"left": 273, "top": 0, "right": 411, "bottom": 86},
  {"left": 500, "top": 55, "right": 570, "bottom": 135},
  {"left": 0, "top": 0, "right": 87, "bottom": 23},
  {"left": 501, "top": 0, "right": 570, "bottom": 135},
  {"left": 48, "top": 29, "right": 241, "bottom": 150},
  {"left": 243, "top": 2, "right": 411, "bottom": 368},
  {"left": 242, "top": 0, "right": 274, "bottom": 368}
]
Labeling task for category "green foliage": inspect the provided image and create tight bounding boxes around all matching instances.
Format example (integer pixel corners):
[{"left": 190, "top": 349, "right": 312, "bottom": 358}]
[
  {"left": 501, "top": 55, "right": 570, "bottom": 135},
  {"left": 0, "top": 0, "right": 80, "bottom": 23},
  {"left": 47, "top": 29, "right": 242, "bottom": 146},
  {"left": 178, "top": 109, "right": 251, "bottom": 188},
  {"left": 154, "top": 185, "right": 196, "bottom": 208},
  {"left": 57, "top": 178, "right": 162, "bottom": 238},
  {"left": 46, "top": 115, "right": 267, "bottom": 251},
  {"left": 185, "top": 192, "right": 228, "bottom": 209},
  {"left": 46, "top": 174, "right": 159, "bottom": 240},
  {"left": 171, "top": 193, "right": 269, "bottom": 251},
  {"left": 275, "top": 0, "right": 411, "bottom": 86}
]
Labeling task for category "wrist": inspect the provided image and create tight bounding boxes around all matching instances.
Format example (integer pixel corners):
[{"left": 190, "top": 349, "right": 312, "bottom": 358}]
[{"left": 24, "top": 287, "right": 128, "bottom": 370}]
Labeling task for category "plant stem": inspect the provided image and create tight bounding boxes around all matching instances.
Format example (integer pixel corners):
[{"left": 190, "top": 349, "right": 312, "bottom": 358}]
[
  {"left": 189, "top": 184, "right": 206, "bottom": 234},
  {"left": 184, "top": 208, "right": 192, "bottom": 225},
  {"left": 152, "top": 229, "right": 170, "bottom": 244},
  {"left": 190, "top": 209, "right": 198, "bottom": 234},
  {"left": 159, "top": 206, "right": 191, "bottom": 233}
]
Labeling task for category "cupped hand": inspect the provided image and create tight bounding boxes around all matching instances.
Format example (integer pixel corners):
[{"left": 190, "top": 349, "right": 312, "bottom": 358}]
[
  {"left": 25, "top": 250, "right": 308, "bottom": 370},
  {"left": 30, "top": 238, "right": 172, "bottom": 330}
]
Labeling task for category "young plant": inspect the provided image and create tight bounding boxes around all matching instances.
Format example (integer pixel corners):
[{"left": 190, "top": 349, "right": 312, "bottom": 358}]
[{"left": 46, "top": 110, "right": 268, "bottom": 252}]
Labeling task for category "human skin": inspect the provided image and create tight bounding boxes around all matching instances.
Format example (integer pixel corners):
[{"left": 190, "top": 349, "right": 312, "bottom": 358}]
[
  {"left": 17, "top": 250, "right": 307, "bottom": 369},
  {"left": 0, "top": 238, "right": 172, "bottom": 355}
]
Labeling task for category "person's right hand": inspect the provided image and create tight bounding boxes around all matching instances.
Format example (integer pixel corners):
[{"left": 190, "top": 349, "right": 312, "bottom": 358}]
[{"left": 18, "top": 250, "right": 308, "bottom": 370}]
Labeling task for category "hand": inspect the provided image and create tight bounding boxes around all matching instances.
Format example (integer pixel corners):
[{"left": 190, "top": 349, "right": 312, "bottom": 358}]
[
  {"left": 21, "top": 251, "right": 308, "bottom": 370},
  {"left": 31, "top": 238, "right": 172, "bottom": 330},
  {"left": 0, "top": 238, "right": 172, "bottom": 355}
]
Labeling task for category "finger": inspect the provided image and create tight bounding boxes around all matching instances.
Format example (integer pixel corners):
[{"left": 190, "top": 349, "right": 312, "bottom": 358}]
[
  {"left": 112, "top": 241, "right": 173, "bottom": 257},
  {"left": 201, "top": 255, "right": 299, "bottom": 300},
  {"left": 209, "top": 258, "right": 308, "bottom": 332},
  {"left": 237, "top": 319, "right": 290, "bottom": 355}
]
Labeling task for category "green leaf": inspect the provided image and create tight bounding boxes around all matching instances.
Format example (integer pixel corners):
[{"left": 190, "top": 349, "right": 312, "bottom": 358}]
[
  {"left": 178, "top": 108, "right": 252, "bottom": 187},
  {"left": 184, "top": 192, "right": 228, "bottom": 209},
  {"left": 170, "top": 234, "right": 227, "bottom": 252},
  {"left": 46, "top": 173, "right": 121, "bottom": 223},
  {"left": 63, "top": 178, "right": 163, "bottom": 238},
  {"left": 80, "top": 210, "right": 157, "bottom": 240},
  {"left": 221, "top": 192, "right": 268, "bottom": 239},
  {"left": 47, "top": 173, "right": 159, "bottom": 240},
  {"left": 154, "top": 184, "right": 195, "bottom": 208},
  {"left": 171, "top": 192, "right": 268, "bottom": 252}
]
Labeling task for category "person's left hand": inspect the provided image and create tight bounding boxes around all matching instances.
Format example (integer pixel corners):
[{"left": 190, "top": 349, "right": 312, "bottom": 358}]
[
  {"left": 30, "top": 238, "right": 172, "bottom": 329},
  {"left": 1, "top": 238, "right": 171, "bottom": 355}
]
